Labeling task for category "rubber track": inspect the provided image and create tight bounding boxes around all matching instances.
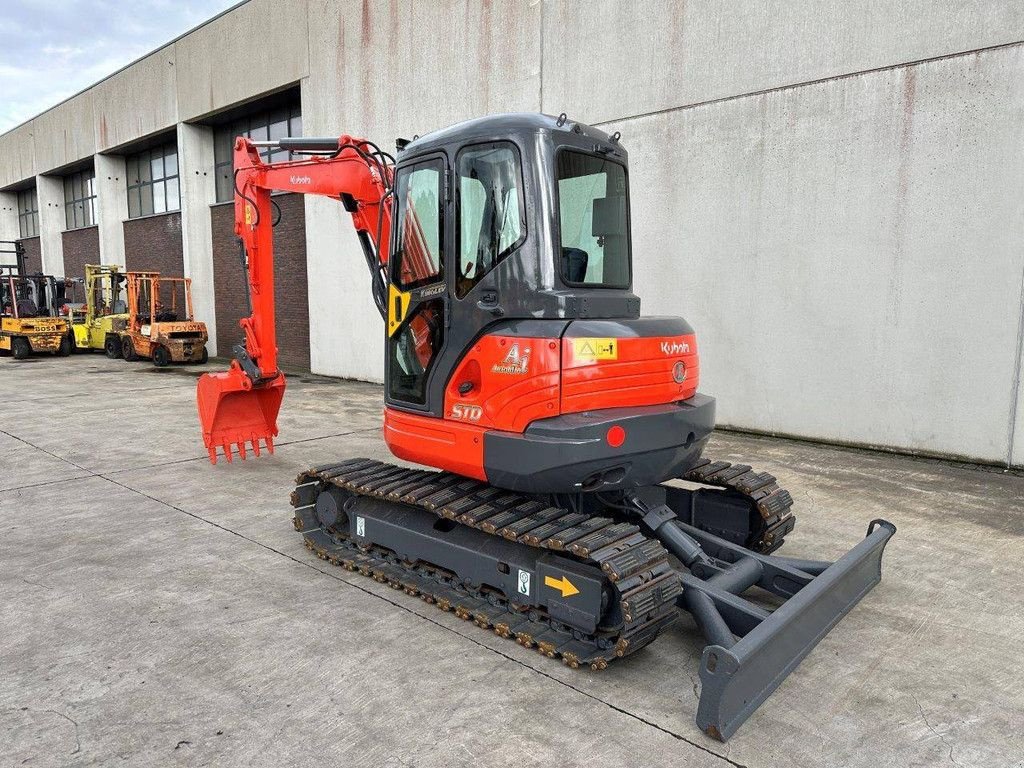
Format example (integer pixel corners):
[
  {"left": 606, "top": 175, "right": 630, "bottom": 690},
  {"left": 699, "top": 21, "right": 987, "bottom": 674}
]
[
  {"left": 291, "top": 458, "right": 682, "bottom": 670},
  {"left": 680, "top": 458, "right": 796, "bottom": 552}
]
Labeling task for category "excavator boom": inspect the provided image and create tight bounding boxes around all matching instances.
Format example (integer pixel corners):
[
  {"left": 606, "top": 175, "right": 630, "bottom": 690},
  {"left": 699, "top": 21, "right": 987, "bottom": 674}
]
[{"left": 197, "top": 135, "right": 394, "bottom": 463}]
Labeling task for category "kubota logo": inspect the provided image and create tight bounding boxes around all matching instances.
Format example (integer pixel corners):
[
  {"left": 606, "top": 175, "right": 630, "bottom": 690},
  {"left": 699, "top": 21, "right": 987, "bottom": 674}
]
[
  {"left": 660, "top": 340, "right": 690, "bottom": 355},
  {"left": 492, "top": 343, "right": 530, "bottom": 375},
  {"left": 451, "top": 404, "right": 483, "bottom": 421},
  {"left": 290, "top": 175, "right": 312, "bottom": 185}
]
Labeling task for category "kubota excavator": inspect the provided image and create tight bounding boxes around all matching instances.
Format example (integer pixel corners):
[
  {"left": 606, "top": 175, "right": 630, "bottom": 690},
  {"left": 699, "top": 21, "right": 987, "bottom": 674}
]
[{"left": 196, "top": 113, "right": 895, "bottom": 740}]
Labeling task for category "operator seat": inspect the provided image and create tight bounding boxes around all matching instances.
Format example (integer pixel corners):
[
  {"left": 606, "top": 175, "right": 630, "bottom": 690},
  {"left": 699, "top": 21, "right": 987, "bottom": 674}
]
[{"left": 562, "top": 247, "right": 589, "bottom": 283}]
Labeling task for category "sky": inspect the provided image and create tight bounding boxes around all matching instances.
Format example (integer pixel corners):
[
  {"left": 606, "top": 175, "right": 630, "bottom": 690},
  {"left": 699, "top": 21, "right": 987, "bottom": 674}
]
[{"left": 0, "top": 0, "right": 242, "bottom": 134}]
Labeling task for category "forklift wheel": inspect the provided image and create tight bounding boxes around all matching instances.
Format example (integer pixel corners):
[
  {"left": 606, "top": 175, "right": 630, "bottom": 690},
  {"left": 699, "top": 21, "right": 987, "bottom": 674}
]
[
  {"left": 57, "top": 335, "right": 72, "bottom": 357},
  {"left": 105, "top": 336, "right": 122, "bottom": 359},
  {"left": 199, "top": 347, "right": 209, "bottom": 364},
  {"left": 122, "top": 336, "right": 139, "bottom": 362},
  {"left": 12, "top": 338, "right": 31, "bottom": 360},
  {"left": 153, "top": 346, "right": 171, "bottom": 367}
]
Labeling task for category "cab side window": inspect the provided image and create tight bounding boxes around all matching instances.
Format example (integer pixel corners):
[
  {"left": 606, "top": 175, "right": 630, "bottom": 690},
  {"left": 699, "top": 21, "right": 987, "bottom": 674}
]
[
  {"left": 456, "top": 143, "right": 525, "bottom": 298},
  {"left": 393, "top": 160, "right": 444, "bottom": 290},
  {"left": 388, "top": 158, "right": 446, "bottom": 405}
]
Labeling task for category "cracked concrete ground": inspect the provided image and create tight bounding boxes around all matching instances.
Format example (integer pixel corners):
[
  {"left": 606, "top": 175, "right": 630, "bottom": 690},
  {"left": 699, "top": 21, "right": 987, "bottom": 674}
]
[{"left": 1, "top": 354, "right": 1023, "bottom": 767}]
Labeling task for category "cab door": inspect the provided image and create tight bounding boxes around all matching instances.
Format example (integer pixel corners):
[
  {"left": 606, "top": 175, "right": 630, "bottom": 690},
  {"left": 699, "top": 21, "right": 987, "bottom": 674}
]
[{"left": 385, "top": 154, "right": 449, "bottom": 412}]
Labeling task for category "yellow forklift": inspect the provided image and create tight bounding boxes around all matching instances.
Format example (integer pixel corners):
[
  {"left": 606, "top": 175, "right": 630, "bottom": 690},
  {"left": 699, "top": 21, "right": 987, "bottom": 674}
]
[
  {"left": 0, "top": 240, "right": 72, "bottom": 358},
  {"left": 69, "top": 264, "right": 130, "bottom": 357}
]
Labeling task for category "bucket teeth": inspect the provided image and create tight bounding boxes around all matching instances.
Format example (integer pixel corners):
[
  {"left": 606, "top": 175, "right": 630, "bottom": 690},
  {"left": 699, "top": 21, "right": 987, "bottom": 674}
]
[{"left": 207, "top": 436, "right": 274, "bottom": 465}]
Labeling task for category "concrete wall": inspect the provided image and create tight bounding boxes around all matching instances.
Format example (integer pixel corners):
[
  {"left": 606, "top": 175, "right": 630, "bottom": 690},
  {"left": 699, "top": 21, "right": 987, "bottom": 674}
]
[
  {"left": 302, "top": 0, "right": 543, "bottom": 381},
  {"left": 174, "top": 0, "right": 309, "bottom": 121},
  {"left": 0, "top": 192, "right": 17, "bottom": 242},
  {"left": 178, "top": 122, "right": 219, "bottom": 354},
  {"left": 620, "top": 46, "right": 1024, "bottom": 464},
  {"left": 35, "top": 176, "right": 65, "bottom": 276},
  {"left": 94, "top": 153, "right": 128, "bottom": 267},
  {"left": 1, "top": 0, "right": 1021, "bottom": 466},
  {"left": 533, "top": 1, "right": 1024, "bottom": 466}
]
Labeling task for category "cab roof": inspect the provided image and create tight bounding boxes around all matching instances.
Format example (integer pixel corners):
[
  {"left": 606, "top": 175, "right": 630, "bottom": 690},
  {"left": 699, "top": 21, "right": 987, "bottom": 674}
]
[{"left": 400, "top": 112, "right": 619, "bottom": 156}]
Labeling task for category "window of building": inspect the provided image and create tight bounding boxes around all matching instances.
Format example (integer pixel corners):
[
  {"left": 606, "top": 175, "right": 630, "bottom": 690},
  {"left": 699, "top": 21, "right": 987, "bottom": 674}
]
[
  {"left": 17, "top": 188, "right": 38, "bottom": 238},
  {"left": 64, "top": 169, "right": 97, "bottom": 230},
  {"left": 126, "top": 143, "right": 180, "bottom": 218},
  {"left": 213, "top": 103, "right": 302, "bottom": 202}
]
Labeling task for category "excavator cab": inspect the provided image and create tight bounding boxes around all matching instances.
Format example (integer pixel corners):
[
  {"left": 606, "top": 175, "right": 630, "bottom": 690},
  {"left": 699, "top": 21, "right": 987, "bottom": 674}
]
[{"left": 379, "top": 115, "right": 711, "bottom": 493}]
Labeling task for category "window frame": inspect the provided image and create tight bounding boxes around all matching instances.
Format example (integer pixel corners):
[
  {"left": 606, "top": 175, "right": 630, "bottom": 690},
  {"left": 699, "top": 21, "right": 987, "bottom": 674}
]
[
  {"left": 390, "top": 155, "right": 447, "bottom": 292},
  {"left": 213, "top": 102, "right": 303, "bottom": 203},
  {"left": 454, "top": 140, "right": 528, "bottom": 300},
  {"left": 63, "top": 169, "right": 97, "bottom": 231},
  {"left": 553, "top": 147, "right": 633, "bottom": 290},
  {"left": 126, "top": 142, "right": 180, "bottom": 219},
  {"left": 16, "top": 188, "right": 39, "bottom": 239}
]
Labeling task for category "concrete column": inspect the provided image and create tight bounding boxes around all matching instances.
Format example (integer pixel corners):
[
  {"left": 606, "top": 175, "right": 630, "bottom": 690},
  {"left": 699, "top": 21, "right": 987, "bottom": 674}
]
[
  {"left": 177, "top": 122, "right": 219, "bottom": 354},
  {"left": 36, "top": 174, "right": 65, "bottom": 275},
  {"left": 0, "top": 191, "right": 18, "bottom": 242},
  {"left": 94, "top": 153, "right": 128, "bottom": 267}
]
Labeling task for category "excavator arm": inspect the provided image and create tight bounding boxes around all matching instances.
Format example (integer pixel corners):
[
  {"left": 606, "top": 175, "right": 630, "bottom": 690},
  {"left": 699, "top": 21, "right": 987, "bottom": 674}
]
[{"left": 197, "top": 135, "right": 394, "bottom": 463}]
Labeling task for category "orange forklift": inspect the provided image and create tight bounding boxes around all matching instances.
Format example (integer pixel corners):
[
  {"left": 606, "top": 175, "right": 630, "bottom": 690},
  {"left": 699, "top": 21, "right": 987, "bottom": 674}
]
[{"left": 114, "top": 271, "right": 208, "bottom": 366}]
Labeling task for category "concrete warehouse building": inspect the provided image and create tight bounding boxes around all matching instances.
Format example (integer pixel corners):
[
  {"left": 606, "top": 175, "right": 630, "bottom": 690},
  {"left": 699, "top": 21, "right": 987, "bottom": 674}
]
[{"left": 1, "top": 0, "right": 1022, "bottom": 467}]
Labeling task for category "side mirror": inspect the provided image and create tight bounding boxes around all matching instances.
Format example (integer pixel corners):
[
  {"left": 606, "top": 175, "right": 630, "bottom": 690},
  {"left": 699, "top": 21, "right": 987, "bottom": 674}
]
[{"left": 591, "top": 196, "right": 626, "bottom": 237}]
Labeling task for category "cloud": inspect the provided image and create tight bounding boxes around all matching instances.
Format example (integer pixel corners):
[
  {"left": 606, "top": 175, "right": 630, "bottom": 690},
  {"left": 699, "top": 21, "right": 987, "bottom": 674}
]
[{"left": 0, "top": 0, "right": 241, "bottom": 134}]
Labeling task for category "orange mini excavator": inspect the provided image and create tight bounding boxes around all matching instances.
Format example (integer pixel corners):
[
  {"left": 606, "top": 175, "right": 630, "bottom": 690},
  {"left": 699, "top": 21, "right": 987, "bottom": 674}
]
[{"left": 196, "top": 113, "right": 894, "bottom": 740}]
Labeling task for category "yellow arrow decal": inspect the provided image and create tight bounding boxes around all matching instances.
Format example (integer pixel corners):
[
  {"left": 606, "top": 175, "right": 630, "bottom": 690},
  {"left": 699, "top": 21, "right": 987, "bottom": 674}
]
[{"left": 544, "top": 575, "right": 580, "bottom": 598}]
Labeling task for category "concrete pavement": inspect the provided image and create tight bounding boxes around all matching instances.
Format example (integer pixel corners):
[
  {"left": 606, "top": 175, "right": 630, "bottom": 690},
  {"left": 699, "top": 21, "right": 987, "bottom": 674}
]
[{"left": 2, "top": 353, "right": 1022, "bottom": 767}]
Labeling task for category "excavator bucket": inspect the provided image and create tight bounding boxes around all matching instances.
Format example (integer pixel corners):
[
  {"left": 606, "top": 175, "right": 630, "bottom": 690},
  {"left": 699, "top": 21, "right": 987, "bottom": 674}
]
[{"left": 197, "top": 365, "right": 286, "bottom": 464}]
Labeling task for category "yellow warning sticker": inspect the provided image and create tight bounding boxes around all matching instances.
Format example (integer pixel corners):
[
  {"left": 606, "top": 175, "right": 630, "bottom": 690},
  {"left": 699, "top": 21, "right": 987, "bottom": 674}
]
[{"left": 573, "top": 338, "right": 617, "bottom": 361}]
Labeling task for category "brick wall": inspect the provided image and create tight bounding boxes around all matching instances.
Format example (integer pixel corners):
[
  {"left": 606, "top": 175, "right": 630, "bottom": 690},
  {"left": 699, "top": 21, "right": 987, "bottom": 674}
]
[
  {"left": 123, "top": 212, "right": 184, "bottom": 275},
  {"left": 17, "top": 237, "right": 41, "bottom": 274},
  {"left": 61, "top": 226, "right": 100, "bottom": 280},
  {"left": 211, "top": 193, "right": 310, "bottom": 370}
]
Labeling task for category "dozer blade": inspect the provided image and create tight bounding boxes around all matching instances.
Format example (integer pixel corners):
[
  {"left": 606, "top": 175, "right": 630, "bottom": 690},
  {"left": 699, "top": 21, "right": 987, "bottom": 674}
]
[
  {"left": 677, "top": 519, "right": 896, "bottom": 741},
  {"left": 196, "top": 364, "right": 286, "bottom": 464}
]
